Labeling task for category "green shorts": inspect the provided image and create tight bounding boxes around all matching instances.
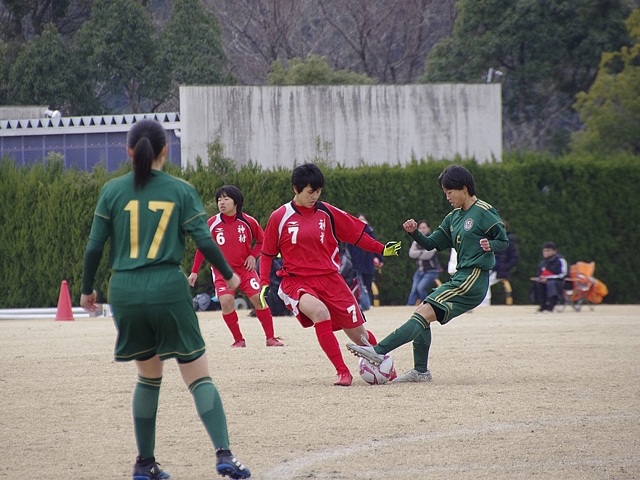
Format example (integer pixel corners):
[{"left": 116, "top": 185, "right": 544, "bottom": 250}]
[
  {"left": 109, "top": 265, "right": 205, "bottom": 362},
  {"left": 425, "top": 267, "right": 489, "bottom": 324}
]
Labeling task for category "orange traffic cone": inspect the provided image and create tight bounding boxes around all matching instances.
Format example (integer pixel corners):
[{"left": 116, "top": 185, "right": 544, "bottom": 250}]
[{"left": 55, "top": 280, "right": 74, "bottom": 321}]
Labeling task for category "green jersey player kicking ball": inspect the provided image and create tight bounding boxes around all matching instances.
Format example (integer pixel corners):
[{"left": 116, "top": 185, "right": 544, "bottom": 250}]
[{"left": 347, "top": 164, "right": 508, "bottom": 382}]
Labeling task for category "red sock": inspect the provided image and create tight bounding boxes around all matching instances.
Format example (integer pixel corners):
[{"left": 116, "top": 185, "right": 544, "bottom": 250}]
[
  {"left": 255, "top": 308, "right": 275, "bottom": 339},
  {"left": 366, "top": 330, "right": 377, "bottom": 346},
  {"left": 222, "top": 311, "right": 243, "bottom": 342},
  {"left": 314, "top": 320, "right": 348, "bottom": 375}
]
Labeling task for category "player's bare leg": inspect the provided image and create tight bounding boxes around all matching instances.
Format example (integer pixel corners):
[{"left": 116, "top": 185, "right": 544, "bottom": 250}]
[
  {"left": 343, "top": 325, "right": 377, "bottom": 346},
  {"left": 135, "top": 354, "right": 164, "bottom": 378},
  {"left": 299, "top": 293, "right": 352, "bottom": 386}
]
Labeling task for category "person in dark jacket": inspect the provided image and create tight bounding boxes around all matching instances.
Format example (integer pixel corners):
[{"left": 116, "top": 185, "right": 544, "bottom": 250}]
[
  {"left": 346, "top": 214, "right": 384, "bottom": 309},
  {"left": 530, "top": 242, "right": 568, "bottom": 313},
  {"left": 493, "top": 222, "right": 519, "bottom": 281}
]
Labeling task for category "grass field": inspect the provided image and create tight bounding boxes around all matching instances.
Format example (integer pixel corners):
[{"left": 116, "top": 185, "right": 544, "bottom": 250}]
[{"left": 1, "top": 305, "right": 638, "bottom": 479}]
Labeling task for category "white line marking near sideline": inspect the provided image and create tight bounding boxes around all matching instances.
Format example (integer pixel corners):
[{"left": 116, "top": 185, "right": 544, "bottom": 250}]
[
  {"left": 261, "top": 413, "right": 639, "bottom": 479},
  {"left": 327, "top": 455, "right": 640, "bottom": 478}
]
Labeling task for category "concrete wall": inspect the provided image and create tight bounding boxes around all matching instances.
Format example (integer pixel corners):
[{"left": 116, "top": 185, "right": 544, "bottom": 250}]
[{"left": 179, "top": 84, "right": 501, "bottom": 169}]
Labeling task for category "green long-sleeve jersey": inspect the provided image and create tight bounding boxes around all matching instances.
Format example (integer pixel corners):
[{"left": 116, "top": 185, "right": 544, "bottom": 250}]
[
  {"left": 82, "top": 170, "right": 232, "bottom": 294},
  {"left": 410, "top": 199, "right": 508, "bottom": 271}
]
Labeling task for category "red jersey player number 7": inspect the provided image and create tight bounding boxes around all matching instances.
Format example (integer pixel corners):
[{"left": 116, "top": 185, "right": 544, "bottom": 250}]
[{"left": 258, "top": 163, "right": 401, "bottom": 386}]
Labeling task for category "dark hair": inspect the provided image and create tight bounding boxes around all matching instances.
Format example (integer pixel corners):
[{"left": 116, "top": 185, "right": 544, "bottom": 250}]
[
  {"left": 417, "top": 219, "right": 430, "bottom": 229},
  {"left": 438, "top": 164, "right": 476, "bottom": 196},
  {"left": 127, "top": 119, "right": 167, "bottom": 190},
  {"left": 542, "top": 242, "right": 557, "bottom": 250},
  {"left": 291, "top": 163, "right": 324, "bottom": 193},
  {"left": 216, "top": 185, "right": 244, "bottom": 212}
]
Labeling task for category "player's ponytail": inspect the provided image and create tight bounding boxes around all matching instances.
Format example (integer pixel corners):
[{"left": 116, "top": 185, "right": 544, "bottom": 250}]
[{"left": 127, "top": 119, "right": 167, "bottom": 190}]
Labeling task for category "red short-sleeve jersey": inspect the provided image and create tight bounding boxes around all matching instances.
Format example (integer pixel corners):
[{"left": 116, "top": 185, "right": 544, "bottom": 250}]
[{"left": 191, "top": 212, "right": 263, "bottom": 274}]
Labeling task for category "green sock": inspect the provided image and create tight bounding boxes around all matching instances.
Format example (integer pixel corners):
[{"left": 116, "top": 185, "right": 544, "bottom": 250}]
[
  {"left": 376, "top": 313, "right": 429, "bottom": 354},
  {"left": 133, "top": 376, "right": 162, "bottom": 460},
  {"left": 412, "top": 327, "right": 432, "bottom": 373},
  {"left": 189, "top": 377, "right": 230, "bottom": 450}
]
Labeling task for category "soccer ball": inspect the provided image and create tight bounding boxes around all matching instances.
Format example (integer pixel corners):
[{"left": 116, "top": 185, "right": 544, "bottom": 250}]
[{"left": 358, "top": 355, "right": 397, "bottom": 385}]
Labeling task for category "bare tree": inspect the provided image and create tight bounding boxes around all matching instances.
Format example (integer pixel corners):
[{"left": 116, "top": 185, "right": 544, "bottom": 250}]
[
  {"left": 208, "top": 0, "right": 321, "bottom": 84},
  {"left": 318, "top": 0, "right": 455, "bottom": 83},
  {"left": 208, "top": 0, "right": 455, "bottom": 85}
]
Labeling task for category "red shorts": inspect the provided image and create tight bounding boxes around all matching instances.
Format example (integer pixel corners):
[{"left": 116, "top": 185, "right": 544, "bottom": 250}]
[
  {"left": 212, "top": 267, "right": 261, "bottom": 298},
  {"left": 278, "top": 271, "right": 365, "bottom": 330}
]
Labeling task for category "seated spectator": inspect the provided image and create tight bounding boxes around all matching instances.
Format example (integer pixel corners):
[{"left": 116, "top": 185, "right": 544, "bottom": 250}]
[{"left": 530, "top": 242, "right": 568, "bottom": 313}]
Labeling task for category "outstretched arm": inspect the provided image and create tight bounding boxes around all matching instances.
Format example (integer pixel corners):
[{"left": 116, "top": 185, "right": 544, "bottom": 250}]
[{"left": 404, "top": 218, "right": 447, "bottom": 252}]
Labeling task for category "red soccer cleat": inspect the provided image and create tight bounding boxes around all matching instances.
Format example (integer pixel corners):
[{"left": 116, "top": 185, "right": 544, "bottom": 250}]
[
  {"left": 334, "top": 371, "right": 353, "bottom": 386},
  {"left": 266, "top": 337, "right": 284, "bottom": 347}
]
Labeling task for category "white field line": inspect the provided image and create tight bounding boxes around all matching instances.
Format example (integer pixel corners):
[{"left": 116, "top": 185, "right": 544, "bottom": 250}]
[{"left": 261, "top": 413, "right": 639, "bottom": 479}]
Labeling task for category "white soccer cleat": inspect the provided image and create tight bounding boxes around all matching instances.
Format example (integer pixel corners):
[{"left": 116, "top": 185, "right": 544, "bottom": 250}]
[
  {"left": 346, "top": 343, "right": 385, "bottom": 366},
  {"left": 392, "top": 368, "right": 432, "bottom": 383}
]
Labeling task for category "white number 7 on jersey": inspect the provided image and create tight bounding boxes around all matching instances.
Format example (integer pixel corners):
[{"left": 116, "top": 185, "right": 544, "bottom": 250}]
[
  {"left": 347, "top": 304, "right": 358, "bottom": 323},
  {"left": 288, "top": 225, "right": 299, "bottom": 244}
]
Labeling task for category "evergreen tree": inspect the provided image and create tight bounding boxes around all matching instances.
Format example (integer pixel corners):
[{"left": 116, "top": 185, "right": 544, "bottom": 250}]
[
  {"left": 572, "top": 9, "right": 640, "bottom": 155},
  {"left": 423, "top": 0, "right": 632, "bottom": 153},
  {"left": 152, "top": 0, "right": 233, "bottom": 109},
  {"left": 73, "top": 0, "right": 162, "bottom": 113},
  {"left": 7, "top": 23, "right": 98, "bottom": 114}
]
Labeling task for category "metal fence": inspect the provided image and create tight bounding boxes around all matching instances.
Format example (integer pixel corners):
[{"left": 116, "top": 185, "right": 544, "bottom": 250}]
[{"left": 0, "top": 112, "right": 181, "bottom": 171}]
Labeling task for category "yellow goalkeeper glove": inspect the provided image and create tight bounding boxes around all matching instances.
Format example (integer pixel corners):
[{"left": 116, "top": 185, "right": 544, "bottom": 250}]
[
  {"left": 259, "top": 285, "right": 269, "bottom": 309},
  {"left": 382, "top": 241, "right": 401, "bottom": 256}
]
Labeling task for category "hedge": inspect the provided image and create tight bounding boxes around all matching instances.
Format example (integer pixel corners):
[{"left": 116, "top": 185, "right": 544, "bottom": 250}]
[{"left": 1, "top": 152, "right": 637, "bottom": 308}]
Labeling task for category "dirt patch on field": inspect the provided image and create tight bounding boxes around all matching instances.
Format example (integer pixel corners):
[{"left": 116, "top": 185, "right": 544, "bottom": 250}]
[{"left": 1, "top": 305, "right": 639, "bottom": 479}]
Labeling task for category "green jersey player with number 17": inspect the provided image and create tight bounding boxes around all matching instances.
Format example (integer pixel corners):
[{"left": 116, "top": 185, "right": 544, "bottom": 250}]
[{"left": 80, "top": 119, "right": 250, "bottom": 479}]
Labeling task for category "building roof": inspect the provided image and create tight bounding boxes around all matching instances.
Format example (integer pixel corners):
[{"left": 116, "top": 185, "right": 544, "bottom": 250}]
[{"left": 0, "top": 112, "right": 180, "bottom": 137}]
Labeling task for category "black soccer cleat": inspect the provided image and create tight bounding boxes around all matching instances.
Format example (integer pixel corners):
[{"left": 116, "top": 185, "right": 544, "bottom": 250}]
[
  {"left": 216, "top": 448, "right": 251, "bottom": 479},
  {"left": 132, "top": 456, "right": 170, "bottom": 479}
]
